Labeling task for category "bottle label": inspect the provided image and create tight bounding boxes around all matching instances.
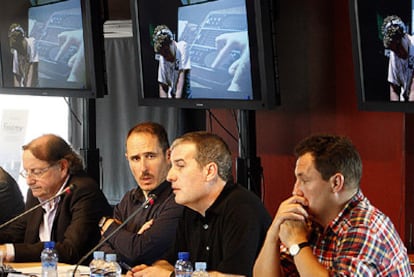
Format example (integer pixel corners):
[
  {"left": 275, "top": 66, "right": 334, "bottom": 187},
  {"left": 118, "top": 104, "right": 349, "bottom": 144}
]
[
  {"left": 42, "top": 262, "right": 57, "bottom": 268},
  {"left": 90, "top": 269, "right": 105, "bottom": 277}
]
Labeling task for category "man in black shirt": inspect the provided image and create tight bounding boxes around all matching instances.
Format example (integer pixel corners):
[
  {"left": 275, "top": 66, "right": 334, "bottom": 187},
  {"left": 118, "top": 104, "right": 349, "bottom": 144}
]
[{"left": 127, "top": 131, "right": 271, "bottom": 277}]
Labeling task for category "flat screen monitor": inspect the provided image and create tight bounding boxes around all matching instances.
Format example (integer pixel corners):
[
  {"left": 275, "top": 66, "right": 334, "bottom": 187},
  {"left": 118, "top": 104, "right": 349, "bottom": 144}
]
[
  {"left": 130, "top": 0, "right": 279, "bottom": 110},
  {"left": 349, "top": 0, "right": 414, "bottom": 112},
  {"left": 0, "top": 0, "right": 106, "bottom": 98}
]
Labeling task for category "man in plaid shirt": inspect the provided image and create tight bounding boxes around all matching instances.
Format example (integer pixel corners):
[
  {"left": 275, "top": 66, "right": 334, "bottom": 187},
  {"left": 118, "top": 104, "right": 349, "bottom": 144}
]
[{"left": 254, "top": 134, "right": 412, "bottom": 276}]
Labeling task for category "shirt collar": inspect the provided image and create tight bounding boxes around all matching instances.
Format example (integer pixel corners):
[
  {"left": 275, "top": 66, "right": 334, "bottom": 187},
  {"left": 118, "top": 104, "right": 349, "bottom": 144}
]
[
  {"left": 327, "top": 189, "right": 365, "bottom": 234},
  {"left": 203, "top": 182, "right": 236, "bottom": 218},
  {"left": 133, "top": 180, "right": 170, "bottom": 203},
  {"left": 41, "top": 175, "right": 70, "bottom": 210}
]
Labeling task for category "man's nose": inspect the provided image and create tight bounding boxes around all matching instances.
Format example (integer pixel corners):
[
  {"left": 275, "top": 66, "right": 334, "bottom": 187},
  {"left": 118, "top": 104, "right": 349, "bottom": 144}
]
[{"left": 292, "top": 181, "right": 302, "bottom": 196}]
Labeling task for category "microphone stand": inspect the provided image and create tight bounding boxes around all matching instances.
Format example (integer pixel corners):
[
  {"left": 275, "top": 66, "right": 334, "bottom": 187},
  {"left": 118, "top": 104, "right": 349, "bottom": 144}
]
[
  {"left": 0, "top": 184, "right": 76, "bottom": 230},
  {"left": 72, "top": 194, "right": 157, "bottom": 276}
]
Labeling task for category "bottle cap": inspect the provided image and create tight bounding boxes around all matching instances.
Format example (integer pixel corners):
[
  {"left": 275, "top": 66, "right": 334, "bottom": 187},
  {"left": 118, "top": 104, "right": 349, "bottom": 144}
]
[
  {"left": 93, "top": 251, "right": 104, "bottom": 259},
  {"left": 44, "top": 241, "right": 55, "bottom": 249},
  {"left": 195, "top": 262, "right": 207, "bottom": 271},
  {"left": 178, "top": 252, "right": 190, "bottom": 261},
  {"left": 106, "top": 253, "right": 117, "bottom": 262}
]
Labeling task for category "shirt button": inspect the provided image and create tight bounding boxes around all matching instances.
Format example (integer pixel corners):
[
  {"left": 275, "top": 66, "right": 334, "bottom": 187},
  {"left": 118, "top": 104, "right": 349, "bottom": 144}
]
[
  {"left": 206, "top": 246, "right": 210, "bottom": 251},
  {"left": 203, "top": 224, "right": 208, "bottom": 230}
]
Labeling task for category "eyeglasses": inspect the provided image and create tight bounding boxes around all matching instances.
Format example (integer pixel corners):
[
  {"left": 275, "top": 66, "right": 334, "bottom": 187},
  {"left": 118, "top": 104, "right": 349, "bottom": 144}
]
[{"left": 20, "top": 164, "right": 57, "bottom": 179}]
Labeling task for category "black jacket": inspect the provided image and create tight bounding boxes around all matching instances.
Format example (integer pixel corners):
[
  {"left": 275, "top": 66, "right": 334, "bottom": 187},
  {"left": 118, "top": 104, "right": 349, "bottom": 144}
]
[{"left": 0, "top": 173, "right": 112, "bottom": 264}]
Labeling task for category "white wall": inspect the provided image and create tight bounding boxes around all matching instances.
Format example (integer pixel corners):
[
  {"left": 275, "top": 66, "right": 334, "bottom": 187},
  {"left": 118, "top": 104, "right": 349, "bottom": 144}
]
[{"left": 0, "top": 95, "right": 68, "bottom": 198}]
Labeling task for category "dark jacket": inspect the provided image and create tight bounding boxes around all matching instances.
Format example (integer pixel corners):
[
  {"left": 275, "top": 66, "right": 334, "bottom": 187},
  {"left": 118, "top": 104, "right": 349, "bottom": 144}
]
[
  {"left": 100, "top": 181, "right": 183, "bottom": 265},
  {"left": 0, "top": 167, "right": 25, "bottom": 225},
  {"left": 0, "top": 173, "right": 112, "bottom": 264}
]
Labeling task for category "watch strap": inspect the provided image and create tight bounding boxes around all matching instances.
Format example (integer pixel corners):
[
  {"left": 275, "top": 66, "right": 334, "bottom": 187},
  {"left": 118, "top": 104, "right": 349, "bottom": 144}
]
[{"left": 295, "top": 242, "right": 310, "bottom": 255}]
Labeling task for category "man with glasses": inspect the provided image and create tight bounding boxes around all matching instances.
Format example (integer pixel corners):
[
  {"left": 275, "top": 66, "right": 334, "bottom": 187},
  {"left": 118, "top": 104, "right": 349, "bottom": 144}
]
[{"left": 0, "top": 134, "right": 112, "bottom": 264}]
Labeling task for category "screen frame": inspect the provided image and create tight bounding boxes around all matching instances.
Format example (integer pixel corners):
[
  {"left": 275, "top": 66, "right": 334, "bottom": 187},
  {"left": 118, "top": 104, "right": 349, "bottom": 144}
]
[
  {"left": 349, "top": 0, "right": 414, "bottom": 112},
  {"left": 0, "top": 0, "right": 106, "bottom": 98},
  {"left": 130, "top": 0, "right": 279, "bottom": 110}
]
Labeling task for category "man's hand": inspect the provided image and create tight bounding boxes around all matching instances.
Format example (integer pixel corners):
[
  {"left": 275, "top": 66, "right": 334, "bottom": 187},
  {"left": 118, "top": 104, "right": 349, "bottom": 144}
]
[
  {"left": 0, "top": 244, "right": 8, "bottom": 262},
  {"left": 266, "top": 195, "right": 309, "bottom": 243},
  {"left": 137, "top": 219, "right": 154, "bottom": 235},
  {"left": 279, "top": 219, "right": 309, "bottom": 248},
  {"left": 100, "top": 218, "right": 122, "bottom": 235},
  {"left": 126, "top": 262, "right": 173, "bottom": 277}
]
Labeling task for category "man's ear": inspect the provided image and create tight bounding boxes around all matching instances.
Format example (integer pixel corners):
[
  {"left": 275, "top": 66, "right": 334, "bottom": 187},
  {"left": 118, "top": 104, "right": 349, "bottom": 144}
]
[
  {"left": 330, "top": 173, "right": 344, "bottom": 192},
  {"left": 205, "top": 162, "right": 218, "bottom": 181},
  {"left": 59, "top": 159, "right": 70, "bottom": 176}
]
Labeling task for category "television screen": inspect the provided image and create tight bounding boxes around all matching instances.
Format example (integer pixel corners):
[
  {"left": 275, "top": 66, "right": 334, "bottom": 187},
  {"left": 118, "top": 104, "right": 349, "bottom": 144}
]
[
  {"left": 0, "top": 0, "right": 106, "bottom": 98},
  {"left": 349, "top": 0, "right": 414, "bottom": 112},
  {"left": 130, "top": 0, "right": 279, "bottom": 110}
]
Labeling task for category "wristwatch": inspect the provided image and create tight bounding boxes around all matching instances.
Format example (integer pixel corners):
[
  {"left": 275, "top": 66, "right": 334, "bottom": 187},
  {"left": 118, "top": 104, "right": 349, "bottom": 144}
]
[
  {"left": 289, "top": 242, "right": 310, "bottom": 256},
  {"left": 98, "top": 216, "right": 110, "bottom": 229}
]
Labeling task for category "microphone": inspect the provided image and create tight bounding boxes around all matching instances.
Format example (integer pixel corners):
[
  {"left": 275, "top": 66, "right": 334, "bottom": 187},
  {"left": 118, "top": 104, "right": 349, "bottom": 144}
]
[
  {"left": 0, "top": 183, "right": 76, "bottom": 230},
  {"left": 72, "top": 194, "right": 158, "bottom": 276}
]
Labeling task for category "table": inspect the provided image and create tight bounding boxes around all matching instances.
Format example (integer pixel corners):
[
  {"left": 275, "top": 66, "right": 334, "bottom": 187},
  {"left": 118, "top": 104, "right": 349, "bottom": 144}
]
[{"left": 4, "top": 263, "right": 89, "bottom": 276}]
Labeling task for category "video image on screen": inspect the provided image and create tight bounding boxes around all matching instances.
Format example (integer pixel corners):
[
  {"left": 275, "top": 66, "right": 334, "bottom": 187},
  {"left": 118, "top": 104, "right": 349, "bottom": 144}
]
[
  {"left": 132, "top": 0, "right": 279, "bottom": 109},
  {"left": 178, "top": 0, "right": 252, "bottom": 100},
  {"left": 140, "top": 0, "right": 254, "bottom": 101},
  {"left": 350, "top": 0, "right": 414, "bottom": 109},
  {"left": 2, "top": 0, "right": 86, "bottom": 89},
  {"left": 28, "top": 0, "right": 86, "bottom": 89}
]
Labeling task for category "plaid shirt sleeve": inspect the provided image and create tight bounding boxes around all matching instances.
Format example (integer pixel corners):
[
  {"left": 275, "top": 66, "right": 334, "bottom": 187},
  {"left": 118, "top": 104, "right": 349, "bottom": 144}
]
[
  {"left": 327, "top": 221, "right": 411, "bottom": 276},
  {"left": 280, "top": 248, "right": 300, "bottom": 276},
  {"left": 279, "top": 195, "right": 412, "bottom": 276}
]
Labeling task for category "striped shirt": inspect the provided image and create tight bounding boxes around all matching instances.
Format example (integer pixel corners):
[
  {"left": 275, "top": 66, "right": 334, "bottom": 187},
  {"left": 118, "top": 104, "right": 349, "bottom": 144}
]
[{"left": 281, "top": 190, "right": 412, "bottom": 276}]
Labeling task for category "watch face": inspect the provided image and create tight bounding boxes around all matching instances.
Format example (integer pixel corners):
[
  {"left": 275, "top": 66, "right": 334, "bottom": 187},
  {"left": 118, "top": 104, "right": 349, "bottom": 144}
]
[
  {"left": 289, "top": 244, "right": 300, "bottom": 256},
  {"left": 98, "top": 216, "right": 107, "bottom": 228}
]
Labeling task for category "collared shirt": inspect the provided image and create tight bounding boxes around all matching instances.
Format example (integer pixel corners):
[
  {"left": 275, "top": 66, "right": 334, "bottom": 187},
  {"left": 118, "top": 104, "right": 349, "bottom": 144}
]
[
  {"left": 39, "top": 176, "right": 69, "bottom": 241},
  {"left": 164, "top": 182, "right": 271, "bottom": 277},
  {"left": 0, "top": 172, "right": 112, "bottom": 264},
  {"left": 280, "top": 190, "right": 412, "bottom": 276},
  {"left": 5, "top": 176, "right": 69, "bottom": 261},
  {"left": 99, "top": 181, "right": 183, "bottom": 265}
]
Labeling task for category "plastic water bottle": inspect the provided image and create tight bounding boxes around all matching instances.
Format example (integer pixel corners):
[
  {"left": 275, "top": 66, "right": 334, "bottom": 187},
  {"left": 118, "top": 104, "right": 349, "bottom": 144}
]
[
  {"left": 41, "top": 241, "right": 58, "bottom": 277},
  {"left": 89, "top": 251, "right": 105, "bottom": 277},
  {"left": 104, "top": 254, "right": 121, "bottom": 277},
  {"left": 174, "top": 252, "right": 193, "bottom": 277},
  {"left": 191, "top": 262, "right": 209, "bottom": 277}
]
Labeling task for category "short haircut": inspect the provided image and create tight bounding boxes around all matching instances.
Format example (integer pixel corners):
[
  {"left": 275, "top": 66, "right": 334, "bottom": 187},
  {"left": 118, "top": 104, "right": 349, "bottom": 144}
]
[
  {"left": 8, "top": 23, "right": 25, "bottom": 38},
  {"left": 382, "top": 15, "right": 406, "bottom": 49},
  {"left": 126, "top": 121, "right": 170, "bottom": 153},
  {"left": 171, "top": 131, "right": 233, "bottom": 182},
  {"left": 152, "top": 25, "right": 173, "bottom": 53},
  {"left": 22, "top": 134, "right": 84, "bottom": 174},
  {"left": 294, "top": 134, "right": 362, "bottom": 188}
]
